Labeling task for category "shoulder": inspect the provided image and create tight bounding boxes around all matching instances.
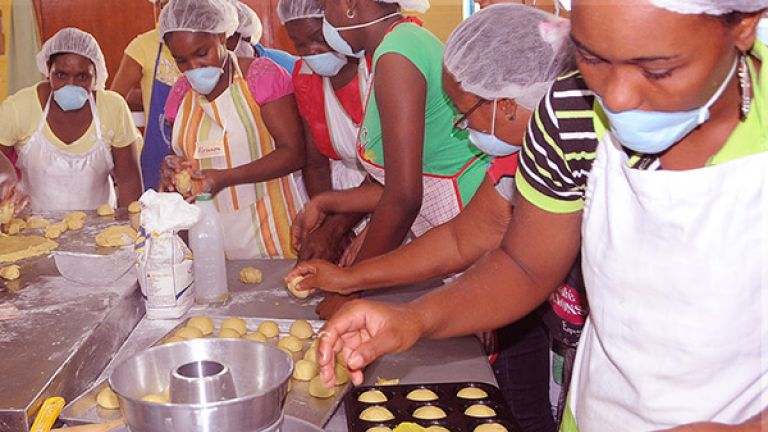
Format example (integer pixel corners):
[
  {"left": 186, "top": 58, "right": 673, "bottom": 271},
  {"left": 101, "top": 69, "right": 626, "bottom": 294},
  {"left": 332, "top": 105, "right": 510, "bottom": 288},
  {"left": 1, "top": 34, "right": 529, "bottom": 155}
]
[
  {"left": 245, "top": 57, "right": 293, "bottom": 105},
  {"left": 375, "top": 24, "right": 441, "bottom": 76},
  {"left": 94, "top": 90, "right": 133, "bottom": 121},
  {"left": 5, "top": 84, "right": 40, "bottom": 107},
  {"left": 125, "top": 29, "right": 160, "bottom": 63}
]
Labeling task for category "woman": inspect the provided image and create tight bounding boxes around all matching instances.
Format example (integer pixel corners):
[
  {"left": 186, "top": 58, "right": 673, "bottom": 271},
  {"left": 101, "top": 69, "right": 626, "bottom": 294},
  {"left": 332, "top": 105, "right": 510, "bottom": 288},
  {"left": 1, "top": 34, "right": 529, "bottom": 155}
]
[
  {"left": 289, "top": 6, "right": 576, "bottom": 430},
  {"left": 226, "top": 0, "right": 298, "bottom": 74},
  {"left": 315, "top": 0, "right": 768, "bottom": 430},
  {"left": 111, "top": 0, "right": 180, "bottom": 191},
  {"left": 0, "top": 28, "right": 142, "bottom": 211},
  {"left": 158, "top": 0, "right": 305, "bottom": 260}
]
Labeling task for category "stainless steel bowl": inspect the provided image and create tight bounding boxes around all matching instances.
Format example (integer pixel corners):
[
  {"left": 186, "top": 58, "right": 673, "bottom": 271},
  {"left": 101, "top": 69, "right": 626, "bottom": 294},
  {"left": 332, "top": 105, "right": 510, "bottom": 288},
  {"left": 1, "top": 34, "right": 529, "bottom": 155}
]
[
  {"left": 109, "top": 338, "right": 293, "bottom": 432},
  {"left": 169, "top": 359, "right": 237, "bottom": 403}
]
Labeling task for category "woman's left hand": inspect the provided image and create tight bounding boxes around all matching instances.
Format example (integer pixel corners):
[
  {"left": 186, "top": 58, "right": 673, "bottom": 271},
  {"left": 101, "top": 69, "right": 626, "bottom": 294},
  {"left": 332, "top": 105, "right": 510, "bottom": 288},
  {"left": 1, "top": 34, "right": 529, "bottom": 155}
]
[{"left": 187, "top": 169, "right": 227, "bottom": 202}]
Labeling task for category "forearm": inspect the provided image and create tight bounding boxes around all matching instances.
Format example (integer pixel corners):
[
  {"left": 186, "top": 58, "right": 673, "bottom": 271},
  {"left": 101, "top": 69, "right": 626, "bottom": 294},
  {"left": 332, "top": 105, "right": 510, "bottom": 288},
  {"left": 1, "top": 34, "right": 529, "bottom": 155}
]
[
  {"left": 217, "top": 147, "right": 303, "bottom": 188},
  {"left": 302, "top": 162, "right": 331, "bottom": 198},
  {"left": 355, "top": 200, "right": 420, "bottom": 262},
  {"left": 314, "top": 183, "right": 383, "bottom": 214},
  {"left": 116, "top": 175, "right": 143, "bottom": 207}
]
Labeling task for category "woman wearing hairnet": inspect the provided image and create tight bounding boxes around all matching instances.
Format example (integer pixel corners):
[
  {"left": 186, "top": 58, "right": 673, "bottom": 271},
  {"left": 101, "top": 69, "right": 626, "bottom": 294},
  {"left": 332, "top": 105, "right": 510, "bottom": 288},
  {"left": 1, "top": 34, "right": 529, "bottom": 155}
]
[
  {"left": 225, "top": 0, "right": 298, "bottom": 74},
  {"left": 308, "top": 0, "right": 491, "bottom": 317},
  {"left": 313, "top": 0, "right": 768, "bottom": 430},
  {"left": 288, "top": 6, "right": 575, "bottom": 430},
  {"left": 158, "top": 0, "right": 306, "bottom": 260},
  {"left": 0, "top": 28, "right": 143, "bottom": 211}
]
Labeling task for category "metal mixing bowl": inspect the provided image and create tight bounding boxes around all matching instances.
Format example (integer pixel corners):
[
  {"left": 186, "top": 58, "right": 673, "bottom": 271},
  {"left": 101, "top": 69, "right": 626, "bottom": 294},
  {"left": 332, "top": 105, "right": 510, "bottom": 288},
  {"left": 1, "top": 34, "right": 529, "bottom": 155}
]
[{"left": 109, "top": 338, "right": 293, "bottom": 432}]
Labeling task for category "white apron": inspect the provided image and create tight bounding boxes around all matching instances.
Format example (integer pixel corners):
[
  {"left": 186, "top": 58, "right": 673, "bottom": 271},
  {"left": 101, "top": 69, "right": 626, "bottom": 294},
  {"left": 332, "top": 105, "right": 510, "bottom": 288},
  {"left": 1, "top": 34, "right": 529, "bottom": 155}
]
[
  {"left": 20, "top": 95, "right": 115, "bottom": 212},
  {"left": 323, "top": 60, "right": 369, "bottom": 191},
  {"left": 568, "top": 132, "right": 768, "bottom": 430}
]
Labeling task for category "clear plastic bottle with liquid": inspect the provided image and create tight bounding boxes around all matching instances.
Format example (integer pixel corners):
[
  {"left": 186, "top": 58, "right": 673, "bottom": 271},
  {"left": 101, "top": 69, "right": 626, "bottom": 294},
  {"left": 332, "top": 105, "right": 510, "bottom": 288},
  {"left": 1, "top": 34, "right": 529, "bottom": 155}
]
[{"left": 189, "top": 193, "right": 228, "bottom": 304}]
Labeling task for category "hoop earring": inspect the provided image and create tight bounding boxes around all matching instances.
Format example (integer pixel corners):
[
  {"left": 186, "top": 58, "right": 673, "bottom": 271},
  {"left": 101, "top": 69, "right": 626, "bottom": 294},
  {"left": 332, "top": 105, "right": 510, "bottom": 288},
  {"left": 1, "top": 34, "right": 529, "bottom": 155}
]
[
  {"left": 738, "top": 52, "right": 752, "bottom": 120},
  {"left": 346, "top": 9, "right": 356, "bottom": 18}
]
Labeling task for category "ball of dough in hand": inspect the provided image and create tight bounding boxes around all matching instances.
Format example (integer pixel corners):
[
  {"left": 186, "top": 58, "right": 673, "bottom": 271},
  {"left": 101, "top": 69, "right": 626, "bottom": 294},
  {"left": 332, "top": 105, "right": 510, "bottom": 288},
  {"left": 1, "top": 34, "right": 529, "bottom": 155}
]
[
  {"left": 141, "top": 393, "right": 169, "bottom": 404},
  {"left": 292, "top": 359, "right": 318, "bottom": 381},
  {"left": 359, "top": 406, "right": 395, "bottom": 422},
  {"left": 127, "top": 201, "right": 141, "bottom": 214},
  {"left": 218, "top": 328, "right": 242, "bottom": 338},
  {"left": 96, "top": 386, "right": 120, "bottom": 410},
  {"left": 357, "top": 390, "right": 387, "bottom": 404},
  {"left": 257, "top": 320, "right": 279, "bottom": 338},
  {"left": 174, "top": 326, "right": 204, "bottom": 340},
  {"left": 290, "top": 319, "right": 313, "bottom": 339},
  {"left": 187, "top": 316, "right": 214, "bottom": 336},
  {"left": 239, "top": 267, "right": 263, "bottom": 284},
  {"left": 97, "top": 204, "right": 115, "bottom": 216},
  {"left": 473, "top": 424, "right": 508, "bottom": 432},
  {"left": 175, "top": 171, "right": 192, "bottom": 195},
  {"left": 278, "top": 335, "right": 303, "bottom": 353},
  {"left": 221, "top": 317, "right": 247, "bottom": 336},
  {"left": 407, "top": 388, "right": 438, "bottom": 402},
  {"left": 286, "top": 276, "right": 309, "bottom": 299},
  {"left": 457, "top": 387, "right": 488, "bottom": 400},
  {"left": 0, "top": 264, "right": 21, "bottom": 281},
  {"left": 309, "top": 376, "right": 336, "bottom": 398},
  {"left": 464, "top": 404, "right": 496, "bottom": 418},
  {"left": 244, "top": 332, "right": 267, "bottom": 343},
  {"left": 413, "top": 405, "right": 447, "bottom": 420},
  {"left": 44, "top": 222, "right": 67, "bottom": 239}
]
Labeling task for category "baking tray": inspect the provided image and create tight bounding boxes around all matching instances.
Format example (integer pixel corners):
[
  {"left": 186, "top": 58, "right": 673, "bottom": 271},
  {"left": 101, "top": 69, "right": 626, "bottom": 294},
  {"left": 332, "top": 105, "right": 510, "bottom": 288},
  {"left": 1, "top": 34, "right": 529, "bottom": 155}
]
[
  {"left": 61, "top": 316, "right": 350, "bottom": 428},
  {"left": 344, "top": 382, "right": 521, "bottom": 432}
]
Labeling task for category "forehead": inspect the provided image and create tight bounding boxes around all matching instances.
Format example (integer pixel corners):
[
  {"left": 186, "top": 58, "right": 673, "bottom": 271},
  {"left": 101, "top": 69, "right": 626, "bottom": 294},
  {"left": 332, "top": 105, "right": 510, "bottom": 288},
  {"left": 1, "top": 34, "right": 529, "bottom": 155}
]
[
  {"left": 165, "top": 31, "right": 220, "bottom": 54},
  {"left": 50, "top": 53, "right": 94, "bottom": 72},
  {"left": 285, "top": 18, "right": 324, "bottom": 38}
]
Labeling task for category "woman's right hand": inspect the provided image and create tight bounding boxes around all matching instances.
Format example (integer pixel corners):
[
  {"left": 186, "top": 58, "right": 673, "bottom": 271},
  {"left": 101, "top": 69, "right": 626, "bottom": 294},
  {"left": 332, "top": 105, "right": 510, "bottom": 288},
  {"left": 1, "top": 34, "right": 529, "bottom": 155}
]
[
  {"left": 285, "top": 259, "right": 359, "bottom": 295},
  {"left": 158, "top": 155, "right": 194, "bottom": 194},
  {"left": 291, "top": 199, "right": 328, "bottom": 251}
]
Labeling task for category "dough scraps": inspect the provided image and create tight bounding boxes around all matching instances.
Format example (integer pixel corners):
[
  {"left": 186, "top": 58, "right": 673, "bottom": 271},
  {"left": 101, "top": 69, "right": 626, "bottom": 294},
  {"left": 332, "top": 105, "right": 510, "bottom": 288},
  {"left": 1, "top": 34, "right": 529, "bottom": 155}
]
[
  {"left": 0, "top": 235, "right": 58, "bottom": 263},
  {"left": 0, "top": 264, "right": 21, "bottom": 280},
  {"left": 26, "top": 216, "right": 50, "bottom": 229},
  {"left": 63, "top": 211, "right": 87, "bottom": 230},
  {"left": 95, "top": 225, "right": 137, "bottom": 247},
  {"left": 44, "top": 222, "right": 67, "bottom": 239},
  {"left": 5, "top": 219, "right": 26, "bottom": 235}
]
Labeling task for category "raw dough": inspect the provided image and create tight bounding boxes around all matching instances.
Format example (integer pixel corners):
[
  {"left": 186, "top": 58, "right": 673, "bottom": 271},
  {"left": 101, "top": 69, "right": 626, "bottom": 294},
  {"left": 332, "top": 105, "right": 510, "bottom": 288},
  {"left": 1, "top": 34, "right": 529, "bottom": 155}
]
[
  {"left": 375, "top": 377, "right": 400, "bottom": 386},
  {"left": 413, "top": 406, "right": 447, "bottom": 420},
  {"left": 406, "top": 388, "right": 439, "bottom": 402},
  {"left": 175, "top": 171, "right": 193, "bottom": 195},
  {"left": 239, "top": 267, "right": 262, "bottom": 284},
  {"left": 303, "top": 346, "right": 317, "bottom": 362},
  {"left": 337, "top": 351, "right": 347, "bottom": 367},
  {"left": 0, "top": 235, "right": 58, "bottom": 263},
  {"left": 164, "top": 336, "right": 185, "bottom": 344},
  {"left": 309, "top": 376, "right": 336, "bottom": 398},
  {"left": 426, "top": 427, "right": 451, "bottom": 432},
  {"left": 473, "top": 424, "right": 508, "bottom": 432},
  {"left": 141, "top": 393, "right": 169, "bottom": 404},
  {"left": 221, "top": 317, "right": 247, "bottom": 336},
  {"left": 465, "top": 404, "right": 496, "bottom": 418},
  {"left": 0, "top": 202, "right": 13, "bottom": 225},
  {"left": 457, "top": 387, "right": 488, "bottom": 400},
  {"left": 366, "top": 428, "right": 392, "bottom": 432},
  {"left": 358, "top": 390, "right": 388, "bottom": 403},
  {"left": 359, "top": 406, "right": 395, "bottom": 422},
  {"left": 97, "top": 204, "right": 115, "bottom": 216},
  {"left": 334, "top": 364, "right": 349, "bottom": 385},
  {"left": 44, "top": 222, "right": 67, "bottom": 239},
  {"left": 218, "top": 328, "right": 242, "bottom": 338},
  {"left": 63, "top": 211, "right": 87, "bottom": 230},
  {"left": 96, "top": 387, "right": 120, "bottom": 410},
  {"left": 277, "top": 335, "right": 303, "bottom": 353},
  {"left": 0, "top": 265, "right": 21, "bottom": 280},
  {"left": 292, "top": 359, "right": 318, "bottom": 381},
  {"left": 95, "top": 225, "right": 137, "bottom": 247},
  {"left": 6, "top": 219, "right": 26, "bottom": 235},
  {"left": 187, "top": 316, "right": 214, "bottom": 336},
  {"left": 286, "top": 276, "right": 309, "bottom": 299},
  {"left": 244, "top": 332, "right": 267, "bottom": 343},
  {"left": 127, "top": 201, "right": 141, "bottom": 214},
  {"left": 174, "top": 326, "right": 204, "bottom": 339},
  {"left": 257, "top": 320, "right": 279, "bottom": 338},
  {"left": 26, "top": 216, "right": 50, "bottom": 229},
  {"left": 290, "top": 319, "right": 313, "bottom": 339}
]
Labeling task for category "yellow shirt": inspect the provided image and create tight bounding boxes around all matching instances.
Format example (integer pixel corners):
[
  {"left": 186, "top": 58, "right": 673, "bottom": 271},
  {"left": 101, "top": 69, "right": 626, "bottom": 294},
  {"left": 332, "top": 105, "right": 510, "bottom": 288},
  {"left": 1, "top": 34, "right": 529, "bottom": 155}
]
[
  {"left": 0, "top": 83, "right": 141, "bottom": 154},
  {"left": 124, "top": 28, "right": 181, "bottom": 118}
]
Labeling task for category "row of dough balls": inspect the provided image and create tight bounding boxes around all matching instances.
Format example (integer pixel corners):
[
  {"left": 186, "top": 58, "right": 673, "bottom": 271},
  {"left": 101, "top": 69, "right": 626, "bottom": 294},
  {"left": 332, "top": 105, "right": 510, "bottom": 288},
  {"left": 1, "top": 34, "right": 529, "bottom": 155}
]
[
  {"left": 358, "top": 403, "right": 497, "bottom": 422},
  {"left": 358, "top": 386, "right": 488, "bottom": 404},
  {"left": 366, "top": 424, "right": 507, "bottom": 432},
  {"left": 96, "top": 201, "right": 142, "bottom": 216}
]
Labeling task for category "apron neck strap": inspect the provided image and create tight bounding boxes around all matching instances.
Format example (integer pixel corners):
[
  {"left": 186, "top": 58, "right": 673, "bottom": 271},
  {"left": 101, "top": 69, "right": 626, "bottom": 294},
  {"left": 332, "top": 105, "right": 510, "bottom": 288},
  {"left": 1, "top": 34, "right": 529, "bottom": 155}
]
[{"left": 39, "top": 91, "right": 102, "bottom": 142}]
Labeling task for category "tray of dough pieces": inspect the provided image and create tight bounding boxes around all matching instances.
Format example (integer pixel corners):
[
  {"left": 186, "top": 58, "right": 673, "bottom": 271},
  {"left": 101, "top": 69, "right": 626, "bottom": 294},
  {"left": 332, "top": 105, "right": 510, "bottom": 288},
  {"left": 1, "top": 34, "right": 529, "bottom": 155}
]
[
  {"left": 344, "top": 382, "right": 521, "bottom": 432},
  {"left": 60, "top": 315, "right": 352, "bottom": 428}
]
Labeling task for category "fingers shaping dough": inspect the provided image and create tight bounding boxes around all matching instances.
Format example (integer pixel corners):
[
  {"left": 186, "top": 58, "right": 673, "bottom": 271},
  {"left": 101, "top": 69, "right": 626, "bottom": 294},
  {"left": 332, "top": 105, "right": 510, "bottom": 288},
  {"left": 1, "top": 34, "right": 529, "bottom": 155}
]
[
  {"left": 286, "top": 276, "right": 309, "bottom": 299},
  {"left": 239, "top": 267, "right": 263, "bottom": 284}
]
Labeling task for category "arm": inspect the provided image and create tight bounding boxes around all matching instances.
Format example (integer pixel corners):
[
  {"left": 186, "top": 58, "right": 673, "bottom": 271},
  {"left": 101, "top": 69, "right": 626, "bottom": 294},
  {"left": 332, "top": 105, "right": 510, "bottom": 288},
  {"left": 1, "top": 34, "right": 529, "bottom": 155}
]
[
  {"left": 112, "top": 143, "right": 143, "bottom": 206},
  {"left": 353, "top": 53, "right": 427, "bottom": 262},
  {"left": 300, "top": 119, "right": 332, "bottom": 198},
  {"left": 313, "top": 182, "right": 383, "bottom": 214},
  {"left": 110, "top": 55, "right": 143, "bottom": 100}
]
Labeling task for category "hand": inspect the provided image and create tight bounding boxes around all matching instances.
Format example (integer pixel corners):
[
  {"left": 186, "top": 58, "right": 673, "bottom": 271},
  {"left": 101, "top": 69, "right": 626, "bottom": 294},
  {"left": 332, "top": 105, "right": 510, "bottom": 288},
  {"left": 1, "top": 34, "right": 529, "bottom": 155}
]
[
  {"left": 316, "top": 299, "right": 425, "bottom": 387},
  {"left": 291, "top": 199, "right": 328, "bottom": 251},
  {"left": 316, "top": 292, "right": 360, "bottom": 320},
  {"left": 296, "top": 220, "right": 349, "bottom": 263},
  {"left": 338, "top": 226, "right": 368, "bottom": 268},
  {"left": 187, "top": 169, "right": 226, "bottom": 202},
  {"left": 158, "top": 155, "right": 195, "bottom": 193},
  {"left": 285, "top": 259, "right": 359, "bottom": 295}
]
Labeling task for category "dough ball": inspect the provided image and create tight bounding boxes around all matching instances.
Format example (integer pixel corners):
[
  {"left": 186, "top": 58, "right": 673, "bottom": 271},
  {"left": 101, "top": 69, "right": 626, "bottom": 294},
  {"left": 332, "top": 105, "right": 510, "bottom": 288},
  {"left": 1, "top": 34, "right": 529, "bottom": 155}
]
[
  {"left": 174, "top": 326, "right": 204, "bottom": 340},
  {"left": 290, "top": 319, "right": 313, "bottom": 339},
  {"left": 473, "top": 424, "right": 508, "bottom": 432},
  {"left": 426, "top": 427, "right": 451, "bottom": 432},
  {"left": 366, "top": 427, "right": 392, "bottom": 432},
  {"left": 286, "top": 275, "right": 309, "bottom": 299},
  {"left": 257, "top": 320, "right": 279, "bottom": 338},
  {"left": 26, "top": 216, "right": 50, "bottom": 229},
  {"left": 44, "top": 222, "right": 67, "bottom": 239},
  {"left": 244, "top": 332, "right": 267, "bottom": 343},
  {"left": 163, "top": 387, "right": 171, "bottom": 400},
  {"left": 359, "top": 406, "right": 395, "bottom": 422},
  {"left": 164, "top": 336, "right": 185, "bottom": 344},
  {"left": 464, "top": 404, "right": 496, "bottom": 418},
  {"left": 6, "top": 219, "right": 26, "bottom": 235},
  {"left": 337, "top": 351, "right": 347, "bottom": 367},
  {"left": 175, "top": 171, "right": 192, "bottom": 195},
  {"left": 413, "top": 406, "right": 447, "bottom": 420},
  {"left": 375, "top": 377, "right": 400, "bottom": 386},
  {"left": 187, "top": 316, "right": 214, "bottom": 336},
  {"left": 334, "top": 363, "right": 349, "bottom": 385},
  {"left": 96, "top": 386, "right": 120, "bottom": 410},
  {"left": 95, "top": 225, "right": 137, "bottom": 247},
  {"left": 292, "top": 359, "right": 318, "bottom": 381},
  {"left": 406, "top": 388, "right": 438, "bottom": 402},
  {"left": 277, "top": 335, "right": 303, "bottom": 353},
  {"left": 0, "top": 202, "right": 13, "bottom": 225},
  {"left": 357, "top": 390, "right": 388, "bottom": 404},
  {"left": 0, "top": 264, "right": 21, "bottom": 281},
  {"left": 303, "top": 346, "right": 317, "bottom": 362},
  {"left": 309, "top": 376, "right": 336, "bottom": 398},
  {"left": 457, "top": 387, "right": 488, "bottom": 400},
  {"left": 239, "top": 266, "right": 263, "bottom": 284},
  {"left": 63, "top": 211, "right": 87, "bottom": 230},
  {"left": 221, "top": 317, "right": 247, "bottom": 336},
  {"left": 218, "top": 328, "right": 242, "bottom": 338},
  {"left": 141, "top": 393, "right": 169, "bottom": 404},
  {"left": 127, "top": 201, "right": 142, "bottom": 214},
  {"left": 97, "top": 204, "right": 115, "bottom": 217}
]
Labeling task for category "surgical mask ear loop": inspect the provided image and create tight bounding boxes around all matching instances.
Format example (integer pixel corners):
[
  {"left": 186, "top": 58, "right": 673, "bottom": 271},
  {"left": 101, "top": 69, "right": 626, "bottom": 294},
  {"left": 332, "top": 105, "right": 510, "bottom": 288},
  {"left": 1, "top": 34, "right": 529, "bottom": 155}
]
[{"left": 490, "top": 99, "right": 498, "bottom": 139}]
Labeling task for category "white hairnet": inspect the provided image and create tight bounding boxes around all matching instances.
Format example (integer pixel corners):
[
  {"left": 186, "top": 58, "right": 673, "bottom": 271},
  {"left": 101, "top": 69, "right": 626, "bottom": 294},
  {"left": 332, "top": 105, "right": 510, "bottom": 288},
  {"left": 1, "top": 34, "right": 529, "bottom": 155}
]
[
  {"left": 277, "top": 0, "right": 324, "bottom": 24},
  {"left": 158, "top": 0, "right": 239, "bottom": 40},
  {"left": 650, "top": 0, "right": 768, "bottom": 14},
  {"left": 375, "top": 0, "right": 429, "bottom": 13},
  {"left": 36, "top": 28, "right": 108, "bottom": 90},
  {"left": 231, "top": 1, "right": 263, "bottom": 42},
  {"left": 444, "top": 4, "right": 574, "bottom": 110}
]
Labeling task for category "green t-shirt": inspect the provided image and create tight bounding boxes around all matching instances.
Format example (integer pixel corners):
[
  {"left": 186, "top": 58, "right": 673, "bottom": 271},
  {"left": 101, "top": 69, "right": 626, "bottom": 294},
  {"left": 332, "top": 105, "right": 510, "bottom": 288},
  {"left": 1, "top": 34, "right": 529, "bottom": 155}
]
[{"left": 359, "top": 23, "right": 489, "bottom": 205}]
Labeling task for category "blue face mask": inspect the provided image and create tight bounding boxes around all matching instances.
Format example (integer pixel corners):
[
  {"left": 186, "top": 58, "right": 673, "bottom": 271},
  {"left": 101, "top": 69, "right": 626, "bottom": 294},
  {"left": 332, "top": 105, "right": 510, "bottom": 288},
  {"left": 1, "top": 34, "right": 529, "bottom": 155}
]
[
  {"left": 303, "top": 52, "right": 348, "bottom": 77},
  {"left": 599, "top": 58, "right": 737, "bottom": 154},
  {"left": 53, "top": 85, "right": 90, "bottom": 111},
  {"left": 467, "top": 100, "right": 521, "bottom": 157},
  {"left": 322, "top": 11, "right": 400, "bottom": 59},
  {"left": 184, "top": 54, "right": 227, "bottom": 95}
]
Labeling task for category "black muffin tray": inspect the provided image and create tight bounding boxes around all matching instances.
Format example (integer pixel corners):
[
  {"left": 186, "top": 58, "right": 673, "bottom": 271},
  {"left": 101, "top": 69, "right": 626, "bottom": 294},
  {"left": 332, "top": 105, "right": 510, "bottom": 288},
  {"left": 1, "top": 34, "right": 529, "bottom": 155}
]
[{"left": 344, "top": 382, "right": 521, "bottom": 432}]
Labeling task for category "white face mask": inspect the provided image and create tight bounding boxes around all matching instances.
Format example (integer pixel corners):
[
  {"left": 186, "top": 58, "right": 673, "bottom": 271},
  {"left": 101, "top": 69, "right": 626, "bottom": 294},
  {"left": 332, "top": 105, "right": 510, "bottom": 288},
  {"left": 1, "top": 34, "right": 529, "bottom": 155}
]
[
  {"left": 321, "top": 11, "right": 401, "bottom": 59},
  {"left": 303, "top": 51, "right": 348, "bottom": 77},
  {"left": 467, "top": 100, "right": 521, "bottom": 157}
]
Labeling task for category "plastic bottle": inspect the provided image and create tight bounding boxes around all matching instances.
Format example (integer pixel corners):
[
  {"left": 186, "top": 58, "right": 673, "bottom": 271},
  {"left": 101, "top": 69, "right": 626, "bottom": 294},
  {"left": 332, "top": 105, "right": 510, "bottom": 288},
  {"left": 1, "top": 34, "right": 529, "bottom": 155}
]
[{"left": 189, "top": 193, "right": 228, "bottom": 304}]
